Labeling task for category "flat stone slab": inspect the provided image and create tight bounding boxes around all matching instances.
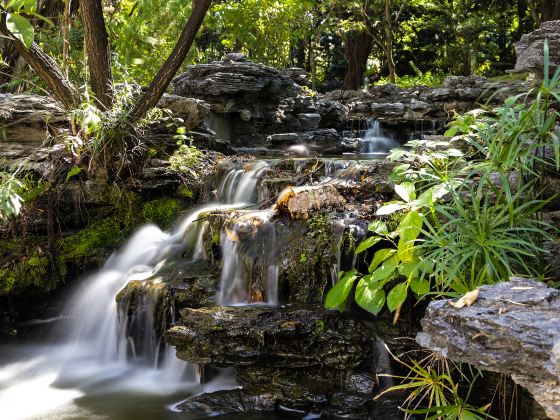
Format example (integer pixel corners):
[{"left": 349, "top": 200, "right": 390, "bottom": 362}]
[
  {"left": 165, "top": 305, "right": 371, "bottom": 369},
  {"left": 416, "top": 278, "right": 560, "bottom": 419}
]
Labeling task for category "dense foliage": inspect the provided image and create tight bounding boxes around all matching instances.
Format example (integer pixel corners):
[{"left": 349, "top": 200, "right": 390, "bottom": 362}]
[{"left": 1, "top": 0, "right": 555, "bottom": 94}]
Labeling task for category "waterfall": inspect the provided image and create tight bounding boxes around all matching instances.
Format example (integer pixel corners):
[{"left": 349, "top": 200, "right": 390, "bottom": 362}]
[
  {"left": 361, "top": 119, "right": 400, "bottom": 154},
  {"left": 218, "top": 210, "right": 278, "bottom": 305}
]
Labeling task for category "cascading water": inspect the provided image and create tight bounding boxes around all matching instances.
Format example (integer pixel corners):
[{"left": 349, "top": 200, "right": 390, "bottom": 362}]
[
  {"left": 218, "top": 210, "right": 278, "bottom": 305},
  {"left": 0, "top": 162, "right": 272, "bottom": 420},
  {"left": 361, "top": 119, "right": 400, "bottom": 154}
]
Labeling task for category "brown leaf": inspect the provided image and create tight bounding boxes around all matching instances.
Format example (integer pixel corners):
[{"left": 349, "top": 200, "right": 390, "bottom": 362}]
[{"left": 448, "top": 288, "right": 479, "bottom": 309}]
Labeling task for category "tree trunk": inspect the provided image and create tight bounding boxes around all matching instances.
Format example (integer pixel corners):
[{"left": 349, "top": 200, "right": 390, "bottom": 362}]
[
  {"left": 385, "top": 0, "right": 396, "bottom": 84},
  {"left": 342, "top": 30, "right": 373, "bottom": 90},
  {"left": 528, "top": 0, "right": 541, "bottom": 25},
  {"left": 130, "top": 0, "right": 212, "bottom": 121},
  {"left": 81, "top": 0, "right": 114, "bottom": 110},
  {"left": 0, "top": 17, "right": 80, "bottom": 109},
  {"left": 542, "top": 0, "right": 560, "bottom": 21}
]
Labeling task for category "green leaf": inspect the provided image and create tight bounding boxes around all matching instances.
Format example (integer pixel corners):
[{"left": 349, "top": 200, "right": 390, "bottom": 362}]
[
  {"left": 397, "top": 211, "right": 423, "bottom": 262},
  {"left": 376, "top": 202, "right": 407, "bottom": 216},
  {"left": 387, "top": 283, "right": 408, "bottom": 312},
  {"left": 411, "top": 189, "right": 433, "bottom": 208},
  {"left": 369, "top": 254, "right": 398, "bottom": 282},
  {"left": 355, "top": 236, "right": 382, "bottom": 254},
  {"left": 6, "top": 13, "right": 34, "bottom": 49},
  {"left": 369, "top": 248, "right": 397, "bottom": 273},
  {"left": 395, "top": 182, "right": 416, "bottom": 203},
  {"left": 398, "top": 260, "right": 419, "bottom": 278},
  {"left": 355, "top": 277, "right": 386, "bottom": 315},
  {"left": 444, "top": 125, "right": 458, "bottom": 137},
  {"left": 324, "top": 269, "right": 358, "bottom": 311},
  {"left": 410, "top": 277, "right": 430, "bottom": 296},
  {"left": 368, "top": 220, "right": 388, "bottom": 236},
  {"left": 66, "top": 165, "right": 82, "bottom": 181}
]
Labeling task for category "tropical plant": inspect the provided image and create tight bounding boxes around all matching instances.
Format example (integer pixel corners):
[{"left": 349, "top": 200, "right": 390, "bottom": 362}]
[{"left": 376, "top": 347, "right": 496, "bottom": 420}]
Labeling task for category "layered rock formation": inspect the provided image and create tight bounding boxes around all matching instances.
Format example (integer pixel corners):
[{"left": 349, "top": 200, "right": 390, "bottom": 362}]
[
  {"left": 172, "top": 54, "right": 350, "bottom": 153},
  {"left": 166, "top": 305, "right": 397, "bottom": 417},
  {"left": 417, "top": 278, "right": 560, "bottom": 419},
  {"left": 515, "top": 20, "right": 560, "bottom": 76},
  {"left": 325, "top": 76, "right": 527, "bottom": 138}
]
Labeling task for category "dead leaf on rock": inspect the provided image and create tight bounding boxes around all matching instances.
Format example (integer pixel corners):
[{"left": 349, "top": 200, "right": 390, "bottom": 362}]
[
  {"left": 448, "top": 288, "right": 479, "bottom": 309},
  {"left": 275, "top": 188, "right": 296, "bottom": 209}
]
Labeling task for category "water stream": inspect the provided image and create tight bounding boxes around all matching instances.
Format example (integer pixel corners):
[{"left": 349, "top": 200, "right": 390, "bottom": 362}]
[
  {"left": 0, "top": 162, "right": 272, "bottom": 420},
  {"left": 0, "top": 156, "right": 397, "bottom": 419},
  {"left": 361, "top": 119, "right": 400, "bottom": 155}
]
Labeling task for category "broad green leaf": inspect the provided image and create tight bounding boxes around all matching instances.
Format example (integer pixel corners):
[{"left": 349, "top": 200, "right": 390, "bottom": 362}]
[
  {"left": 369, "top": 254, "right": 398, "bottom": 283},
  {"left": 355, "top": 277, "right": 386, "bottom": 315},
  {"left": 411, "top": 189, "right": 433, "bottom": 208},
  {"left": 444, "top": 125, "right": 458, "bottom": 137},
  {"left": 324, "top": 269, "right": 358, "bottom": 311},
  {"left": 387, "top": 283, "right": 408, "bottom": 312},
  {"left": 6, "top": 13, "right": 34, "bottom": 49},
  {"left": 368, "top": 220, "right": 388, "bottom": 236},
  {"left": 410, "top": 277, "right": 430, "bottom": 296},
  {"left": 398, "top": 260, "right": 419, "bottom": 278},
  {"left": 395, "top": 182, "right": 416, "bottom": 203},
  {"left": 376, "top": 202, "right": 407, "bottom": 216},
  {"left": 369, "top": 248, "right": 397, "bottom": 273},
  {"left": 66, "top": 165, "right": 82, "bottom": 181},
  {"left": 397, "top": 211, "right": 423, "bottom": 262},
  {"left": 355, "top": 236, "right": 382, "bottom": 254}
]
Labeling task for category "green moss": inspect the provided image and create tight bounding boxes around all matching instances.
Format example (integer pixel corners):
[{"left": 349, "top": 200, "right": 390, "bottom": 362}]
[
  {"left": 178, "top": 186, "right": 194, "bottom": 199},
  {"left": 0, "top": 254, "right": 52, "bottom": 294},
  {"left": 314, "top": 319, "right": 325, "bottom": 334},
  {"left": 58, "top": 217, "right": 125, "bottom": 262},
  {"left": 141, "top": 198, "right": 181, "bottom": 228},
  {"left": 280, "top": 215, "right": 336, "bottom": 303}
]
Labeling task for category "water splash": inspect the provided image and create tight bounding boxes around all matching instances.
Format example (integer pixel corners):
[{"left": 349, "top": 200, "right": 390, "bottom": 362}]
[
  {"left": 361, "top": 119, "right": 400, "bottom": 154},
  {"left": 218, "top": 209, "right": 278, "bottom": 305}
]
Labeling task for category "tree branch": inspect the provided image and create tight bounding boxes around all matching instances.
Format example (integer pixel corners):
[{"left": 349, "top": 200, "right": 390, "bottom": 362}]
[
  {"left": 130, "top": 0, "right": 212, "bottom": 121},
  {"left": 0, "top": 16, "right": 80, "bottom": 109}
]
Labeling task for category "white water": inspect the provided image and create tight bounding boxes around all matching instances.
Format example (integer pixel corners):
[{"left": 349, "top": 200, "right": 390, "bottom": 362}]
[
  {"left": 0, "top": 162, "right": 273, "bottom": 420},
  {"left": 361, "top": 119, "right": 400, "bottom": 154},
  {"left": 218, "top": 209, "right": 278, "bottom": 305}
]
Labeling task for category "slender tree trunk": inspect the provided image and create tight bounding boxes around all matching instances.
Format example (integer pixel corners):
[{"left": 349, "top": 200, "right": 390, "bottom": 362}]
[
  {"left": 0, "top": 18, "right": 80, "bottom": 109},
  {"left": 343, "top": 30, "right": 373, "bottom": 90},
  {"left": 528, "top": 0, "right": 542, "bottom": 25},
  {"left": 542, "top": 0, "right": 560, "bottom": 21},
  {"left": 81, "top": 0, "right": 114, "bottom": 110},
  {"left": 130, "top": 0, "right": 212, "bottom": 121},
  {"left": 385, "top": 0, "right": 396, "bottom": 84},
  {"left": 62, "top": 0, "right": 71, "bottom": 78}
]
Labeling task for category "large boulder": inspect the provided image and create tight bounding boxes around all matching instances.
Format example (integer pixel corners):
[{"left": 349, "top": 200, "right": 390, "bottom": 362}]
[
  {"left": 172, "top": 59, "right": 349, "bottom": 152},
  {"left": 166, "top": 305, "right": 371, "bottom": 368},
  {"left": 416, "top": 278, "right": 560, "bottom": 419},
  {"left": 515, "top": 20, "right": 560, "bottom": 76}
]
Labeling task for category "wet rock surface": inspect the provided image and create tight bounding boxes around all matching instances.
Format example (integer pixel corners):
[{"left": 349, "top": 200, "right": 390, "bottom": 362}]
[
  {"left": 166, "top": 305, "right": 371, "bottom": 368},
  {"left": 515, "top": 20, "right": 560, "bottom": 76},
  {"left": 276, "top": 184, "right": 346, "bottom": 220},
  {"left": 167, "top": 305, "right": 400, "bottom": 417},
  {"left": 417, "top": 278, "right": 560, "bottom": 419}
]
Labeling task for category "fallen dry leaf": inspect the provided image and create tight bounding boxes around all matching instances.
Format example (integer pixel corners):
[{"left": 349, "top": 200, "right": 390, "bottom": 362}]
[
  {"left": 275, "top": 188, "right": 296, "bottom": 209},
  {"left": 448, "top": 288, "right": 479, "bottom": 309}
]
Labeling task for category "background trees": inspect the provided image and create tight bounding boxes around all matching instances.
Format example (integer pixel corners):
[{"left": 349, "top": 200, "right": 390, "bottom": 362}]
[{"left": 0, "top": 0, "right": 553, "bottom": 96}]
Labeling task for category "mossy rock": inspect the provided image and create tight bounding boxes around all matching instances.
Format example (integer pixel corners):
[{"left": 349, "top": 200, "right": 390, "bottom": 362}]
[
  {"left": 141, "top": 197, "right": 181, "bottom": 228},
  {"left": 0, "top": 253, "right": 53, "bottom": 294}
]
